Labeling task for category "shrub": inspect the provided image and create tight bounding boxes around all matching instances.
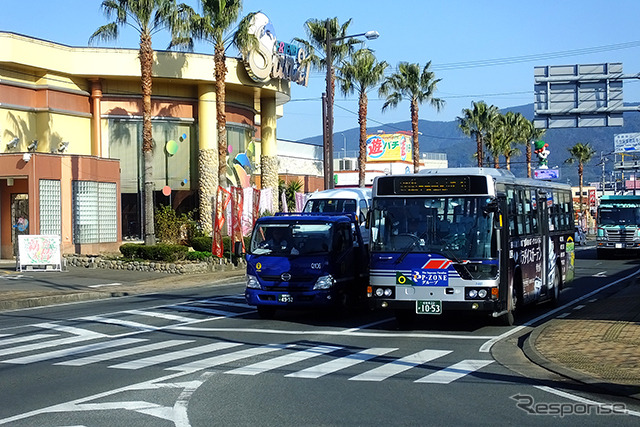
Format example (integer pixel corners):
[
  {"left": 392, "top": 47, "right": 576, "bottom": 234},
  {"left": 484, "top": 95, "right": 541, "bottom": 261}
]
[
  {"left": 186, "top": 251, "right": 212, "bottom": 261},
  {"left": 120, "top": 243, "right": 143, "bottom": 259},
  {"left": 191, "top": 236, "right": 213, "bottom": 252}
]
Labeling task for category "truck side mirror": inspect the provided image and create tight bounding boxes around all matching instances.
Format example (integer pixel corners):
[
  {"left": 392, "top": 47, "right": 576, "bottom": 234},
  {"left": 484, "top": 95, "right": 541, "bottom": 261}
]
[{"left": 234, "top": 240, "right": 244, "bottom": 257}]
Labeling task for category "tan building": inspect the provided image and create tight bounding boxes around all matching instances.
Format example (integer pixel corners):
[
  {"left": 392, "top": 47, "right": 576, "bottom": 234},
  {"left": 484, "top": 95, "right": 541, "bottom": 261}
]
[{"left": 0, "top": 30, "right": 301, "bottom": 258}]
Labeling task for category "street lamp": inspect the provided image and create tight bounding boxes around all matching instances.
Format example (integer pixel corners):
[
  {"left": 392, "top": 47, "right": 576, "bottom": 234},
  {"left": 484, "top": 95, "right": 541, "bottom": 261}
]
[{"left": 323, "top": 23, "right": 379, "bottom": 189}]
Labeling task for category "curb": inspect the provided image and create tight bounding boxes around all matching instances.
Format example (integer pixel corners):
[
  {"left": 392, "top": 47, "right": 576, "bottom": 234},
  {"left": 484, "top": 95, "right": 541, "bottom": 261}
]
[{"left": 524, "top": 320, "right": 640, "bottom": 401}]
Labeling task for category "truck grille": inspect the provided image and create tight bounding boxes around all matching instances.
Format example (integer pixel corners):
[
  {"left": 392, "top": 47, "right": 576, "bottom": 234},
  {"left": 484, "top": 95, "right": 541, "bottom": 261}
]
[{"left": 605, "top": 228, "right": 636, "bottom": 242}]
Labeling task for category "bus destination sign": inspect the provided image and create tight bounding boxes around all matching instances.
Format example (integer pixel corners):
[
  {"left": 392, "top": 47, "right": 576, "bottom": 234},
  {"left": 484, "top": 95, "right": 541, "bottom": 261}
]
[{"left": 393, "top": 176, "right": 469, "bottom": 195}]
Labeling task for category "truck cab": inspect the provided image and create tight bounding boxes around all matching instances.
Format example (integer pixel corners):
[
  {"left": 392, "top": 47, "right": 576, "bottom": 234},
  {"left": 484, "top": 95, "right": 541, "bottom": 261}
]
[{"left": 244, "top": 213, "right": 368, "bottom": 318}]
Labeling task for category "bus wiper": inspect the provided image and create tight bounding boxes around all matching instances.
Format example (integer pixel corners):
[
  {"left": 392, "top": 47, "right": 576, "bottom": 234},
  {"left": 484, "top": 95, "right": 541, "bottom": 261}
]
[
  {"left": 395, "top": 230, "right": 430, "bottom": 264},
  {"left": 436, "top": 249, "right": 473, "bottom": 280}
]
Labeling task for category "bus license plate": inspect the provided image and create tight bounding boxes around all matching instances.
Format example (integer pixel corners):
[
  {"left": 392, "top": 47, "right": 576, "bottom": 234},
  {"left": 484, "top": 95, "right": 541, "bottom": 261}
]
[
  {"left": 416, "top": 300, "right": 442, "bottom": 314},
  {"left": 278, "top": 294, "right": 293, "bottom": 303}
]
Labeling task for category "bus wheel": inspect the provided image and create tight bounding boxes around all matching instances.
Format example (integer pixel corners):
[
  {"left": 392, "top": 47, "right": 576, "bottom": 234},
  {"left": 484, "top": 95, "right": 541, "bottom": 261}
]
[
  {"left": 257, "top": 305, "right": 276, "bottom": 319},
  {"left": 499, "top": 280, "right": 519, "bottom": 326},
  {"left": 395, "top": 309, "right": 415, "bottom": 330},
  {"left": 549, "top": 265, "right": 561, "bottom": 307}
]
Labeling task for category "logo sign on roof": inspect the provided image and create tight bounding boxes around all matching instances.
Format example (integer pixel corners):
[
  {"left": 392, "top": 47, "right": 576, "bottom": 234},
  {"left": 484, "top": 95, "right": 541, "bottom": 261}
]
[
  {"left": 243, "top": 12, "right": 310, "bottom": 87},
  {"left": 366, "top": 133, "right": 412, "bottom": 162},
  {"left": 614, "top": 133, "right": 640, "bottom": 153}
]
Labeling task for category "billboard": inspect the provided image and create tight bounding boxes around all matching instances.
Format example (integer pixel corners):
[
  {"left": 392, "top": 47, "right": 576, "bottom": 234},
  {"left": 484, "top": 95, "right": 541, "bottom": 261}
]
[
  {"left": 614, "top": 133, "right": 640, "bottom": 153},
  {"left": 366, "top": 133, "right": 412, "bottom": 162}
]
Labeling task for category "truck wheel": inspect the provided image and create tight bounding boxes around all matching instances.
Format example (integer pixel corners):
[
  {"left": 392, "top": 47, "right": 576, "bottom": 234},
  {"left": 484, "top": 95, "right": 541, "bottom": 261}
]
[{"left": 257, "top": 306, "right": 276, "bottom": 319}]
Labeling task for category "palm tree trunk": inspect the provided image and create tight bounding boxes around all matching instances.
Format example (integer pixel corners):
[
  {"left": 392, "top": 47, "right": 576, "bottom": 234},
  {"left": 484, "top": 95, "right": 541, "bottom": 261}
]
[
  {"left": 214, "top": 41, "right": 228, "bottom": 189},
  {"left": 358, "top": 91, "right": 367, "bottom": 187},
  {"left": 526, "top": 141, "right": 532, "bottom": 178},
  {"left": 140, "top": 32, "right": 155, "bottom": 245},
  {"left": 476, "top": 134, "right": 483, "bottom": 168},
  {"left": 411, "top": 100, "right": 420, "bottom": 173},
  {"left": 579, "top": 163, "right": 584, "bottom": 217}
]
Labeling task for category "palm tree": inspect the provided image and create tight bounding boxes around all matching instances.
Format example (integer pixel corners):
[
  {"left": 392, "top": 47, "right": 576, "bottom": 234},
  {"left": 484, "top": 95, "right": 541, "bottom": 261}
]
[
  {"left": 336, "top": 49, "right": 388, "bottom": 187},
  {"left": 182, "top": 0, "right": 248, "bottom": 234},
  {"left": 519, "top": 117, "right": 545, "bottom": 178},
  {"left": 457, "top": 101, "right": 499, "bottom": 168},
  {"left": 566, "top": 142, "right": 596, "bottom": 218},
  {"left": 380, "top": 62, "right": 444, "bottom": 173},
  {"left": 485, "top": 114, "right": 507, "bottom": 169},
  {"left": 500, "top": 112, "right": 525, "bottom": 170},
  {"left": 90, "top": 0, "right": 191, "bottom": 245},
  {"left": 294, "top": 18, "right": 359, "bottom": 186}
]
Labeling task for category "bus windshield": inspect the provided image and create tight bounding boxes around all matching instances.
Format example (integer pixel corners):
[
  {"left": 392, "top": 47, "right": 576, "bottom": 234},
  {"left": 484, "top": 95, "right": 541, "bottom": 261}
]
[
  {"left": 598, "top": 207, "right": 640, "bottom": 225},
  {"left": 370, "top": 196, "right": 497, "bottom": 259}
]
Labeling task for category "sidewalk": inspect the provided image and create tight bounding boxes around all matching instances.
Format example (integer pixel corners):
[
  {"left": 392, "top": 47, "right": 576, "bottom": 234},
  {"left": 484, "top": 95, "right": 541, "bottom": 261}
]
[
  {"left": 527, "top": 275, "right": 640, "bottom": 398},
  {"left": 0, "top": 259, "right": 245, "bottom": 311}
]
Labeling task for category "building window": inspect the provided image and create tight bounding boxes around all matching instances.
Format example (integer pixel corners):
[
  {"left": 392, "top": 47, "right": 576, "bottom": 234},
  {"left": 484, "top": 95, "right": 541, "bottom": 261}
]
[
  {"left": 73, "top": 181, "right": 117, "bottom": 244},
  {"left": 39, "top": 179, "right": 61, "bottom": 236}
]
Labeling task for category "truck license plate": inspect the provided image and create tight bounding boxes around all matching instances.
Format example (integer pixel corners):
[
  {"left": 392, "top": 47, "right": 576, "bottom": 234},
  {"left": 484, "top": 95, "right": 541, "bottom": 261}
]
[
  {"left": 416, "top": 300, "right": 442, "bottom": 314},
  {"left": 278, "top": 294, "right": 293, "bottom": 303}
]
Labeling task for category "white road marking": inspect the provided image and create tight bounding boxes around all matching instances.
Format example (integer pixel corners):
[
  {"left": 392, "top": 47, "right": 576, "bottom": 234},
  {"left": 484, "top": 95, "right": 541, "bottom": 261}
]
[
  {"left": 34, "top": 322, "right": 106, "bottom": 338},
  {"left": 349, "top": 349, "right": 451, "bottom": 382},
  {"left": 168, "top": 344, "right": 291, "bottom": 372},
  {"left": 56, "top": 340, "right": 193, "bottom": 366},
  {"left": 122, "top": 309, "right": 197, "bottom": 323},
  {"left": 88, "top": 282, "right": 123, "bottom": 288},
  {"left": 79, "top": 315, "right": 163, "bottom": 331},
  {"left": 2, "top": 338, "right": 146, "bottom": 364},
  {"left": 226, "top": 345, "right": 342, "bottom": 376},
  {"left": 110, "top": 341, "right": 242, "bottom": 370},
  {"left": 0, "top": 334, "right": 57, "bottom": 347},
  {"left": 286, "top": 347, "right": 397, "bottom": 379},
  {"left": 169, "top": 326, "right": 496, "bottom": 340},
  {"left": 415, "top": 359, "right": 494, "bottom": 384}
]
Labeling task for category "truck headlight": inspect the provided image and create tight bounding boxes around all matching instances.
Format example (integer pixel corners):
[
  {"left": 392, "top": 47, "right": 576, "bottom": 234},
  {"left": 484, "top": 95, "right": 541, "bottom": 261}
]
[
  {"left": 313, "top": 275, "right": 334, "bottom": 290},
  {"left": 246, "top": 274, "right": 261, "bottom": 289}
]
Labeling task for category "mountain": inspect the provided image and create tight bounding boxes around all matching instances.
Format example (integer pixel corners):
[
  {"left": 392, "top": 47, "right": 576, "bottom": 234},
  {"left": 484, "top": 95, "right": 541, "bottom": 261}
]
[{"left": 301, "top": 103, "right": 640, "bottom": 186}]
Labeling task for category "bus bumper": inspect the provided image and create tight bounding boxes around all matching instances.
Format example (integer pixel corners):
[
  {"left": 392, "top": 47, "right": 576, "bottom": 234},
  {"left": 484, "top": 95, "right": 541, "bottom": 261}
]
[{"left": 370, "top": 299, "right": 500, "bottom": 314}]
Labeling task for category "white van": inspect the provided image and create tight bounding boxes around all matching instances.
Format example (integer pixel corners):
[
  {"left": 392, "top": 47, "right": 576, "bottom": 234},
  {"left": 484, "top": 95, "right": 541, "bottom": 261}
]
[{"left": 303, "top": 188, "right": 372, "bottom": 246}]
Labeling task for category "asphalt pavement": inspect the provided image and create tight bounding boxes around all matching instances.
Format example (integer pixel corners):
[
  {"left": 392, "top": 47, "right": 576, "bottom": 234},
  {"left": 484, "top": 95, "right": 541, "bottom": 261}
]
[{"left": 1, "top": 256, "right": 639, "bottom": 401}]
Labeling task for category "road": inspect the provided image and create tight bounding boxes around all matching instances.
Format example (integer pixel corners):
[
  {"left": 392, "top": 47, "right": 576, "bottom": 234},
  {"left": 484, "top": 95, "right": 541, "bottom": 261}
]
[{"left": 0, "top": 246, "right": 639, "bottom": 426}]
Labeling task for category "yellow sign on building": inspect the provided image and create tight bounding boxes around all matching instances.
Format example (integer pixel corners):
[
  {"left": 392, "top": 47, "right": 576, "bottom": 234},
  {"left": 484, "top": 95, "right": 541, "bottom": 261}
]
[{"left": 366, "top": 133, "right": 413, "bottom": 162}]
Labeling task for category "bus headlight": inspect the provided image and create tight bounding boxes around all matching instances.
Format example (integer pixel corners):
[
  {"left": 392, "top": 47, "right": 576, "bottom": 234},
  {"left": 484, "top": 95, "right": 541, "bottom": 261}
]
[
  {"left": 313, "top": 275, "right": 334, "bottom": 290},
  {"left": 478, "top": 289, "right": 487, "bottom": 299},
  {"left": 468, "top": 289, "right": 478, "bottom": 298},
  {"left": 246, "top": 275, "right": 261, "bottom": 289}
]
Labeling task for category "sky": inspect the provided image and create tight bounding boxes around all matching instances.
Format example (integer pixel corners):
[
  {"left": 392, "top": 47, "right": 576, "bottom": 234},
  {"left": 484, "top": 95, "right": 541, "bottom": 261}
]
[{"left": 3, "top": 0, "right": 640, "bottom": 143}]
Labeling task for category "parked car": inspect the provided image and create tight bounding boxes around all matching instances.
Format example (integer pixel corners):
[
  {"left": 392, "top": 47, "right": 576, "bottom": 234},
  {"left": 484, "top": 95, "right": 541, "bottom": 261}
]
[{"left": 574, "top": 226, "right": 586, "bottom": 245}]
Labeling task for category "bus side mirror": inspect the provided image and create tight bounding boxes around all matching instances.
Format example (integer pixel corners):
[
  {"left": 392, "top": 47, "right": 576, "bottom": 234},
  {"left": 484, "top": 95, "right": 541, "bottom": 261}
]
[
  {"left": 234, "top": 240, "right": 244, "bottom": 257},
  {"left": 483, "top": 197, "right": 499, "bottom": 214}
]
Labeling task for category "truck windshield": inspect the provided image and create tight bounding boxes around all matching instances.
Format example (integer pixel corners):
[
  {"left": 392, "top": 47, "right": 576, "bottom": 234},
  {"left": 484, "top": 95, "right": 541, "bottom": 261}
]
[
  {"left": 370, "top": 196, "right": 496, "bottom": 259},
  {"left": 599, "top": 207, "right": 640, "bottom": 225},
  {"left": 304, "top": 199, "right": 357, "bottom": 214},
  {"left": 250, "top": 222, "right": 333, "bottom": 255}
]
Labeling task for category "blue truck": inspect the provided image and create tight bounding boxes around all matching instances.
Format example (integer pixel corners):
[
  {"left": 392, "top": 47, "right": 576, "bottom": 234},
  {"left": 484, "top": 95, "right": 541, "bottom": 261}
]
[{"left": 244, "top": 212, "right": 369, "bottom": 318}]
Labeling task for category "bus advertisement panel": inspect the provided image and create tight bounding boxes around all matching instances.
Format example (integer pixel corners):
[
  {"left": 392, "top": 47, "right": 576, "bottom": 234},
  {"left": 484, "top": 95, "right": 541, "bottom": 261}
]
[{"left": 367, "top": 168, "right": 574, "bottom": 327}]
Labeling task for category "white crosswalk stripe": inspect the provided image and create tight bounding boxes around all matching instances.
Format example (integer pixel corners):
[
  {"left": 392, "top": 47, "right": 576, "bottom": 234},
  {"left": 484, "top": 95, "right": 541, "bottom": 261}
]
[
  {"left": 109, "top": 341, "right": 242, "bottom": 370},
  {"left": 78, "top": 315, "right": 164, "bottom": 331},
  {"left": 167, "top": 343, "right": 291, "bottom": 372},
  {"left": 286, "top": 347, "right": 397, "bottom": 379},
  {"left": 349, "top": 349, "right": 452, "bottom": 382},
  {"left": 0, "top": 334, "right": 58, "bottom": 347},
  {"left": 226, "top": 345, "right": 342, "bottom": 376},
  {"left": 0, "top": 327, "right": 495, "bottom": 384},
  {"left": 55, "top": 340, "right": 193, "bottom": 366},
  {"left": 122, "top": 309, "right": 197, "bottom": 323},
  {"left": 2, "top": 338, "right": 146, "bottom": 364},
  {"left": 415, "top": 359, "right": 494, "bottom": 384}
]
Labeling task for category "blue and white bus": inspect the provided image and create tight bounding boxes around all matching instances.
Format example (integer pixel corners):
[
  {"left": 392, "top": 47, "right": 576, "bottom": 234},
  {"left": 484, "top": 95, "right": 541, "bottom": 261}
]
[{"left": 367, "top": 168, "right": 575, "bottom": 326}]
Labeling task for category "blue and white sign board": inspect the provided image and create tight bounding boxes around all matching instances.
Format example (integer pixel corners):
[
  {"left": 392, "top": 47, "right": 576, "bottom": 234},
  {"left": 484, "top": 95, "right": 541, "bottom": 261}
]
[
  {"left": 614, "top": 133, "right": 640, "bottom": 153},
  {"left": 534, "top": 169, "right": 560, "bottom": 180}
]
